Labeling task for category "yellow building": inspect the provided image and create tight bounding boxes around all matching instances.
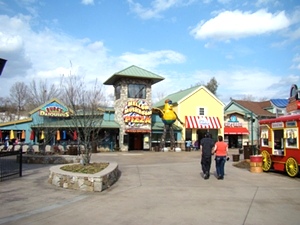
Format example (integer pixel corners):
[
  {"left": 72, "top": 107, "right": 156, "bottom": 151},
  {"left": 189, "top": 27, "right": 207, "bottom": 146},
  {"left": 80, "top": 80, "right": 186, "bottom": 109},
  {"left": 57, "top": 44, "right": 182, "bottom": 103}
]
[{"left": 153, "top": 85, "right": 225, "bottom": 149}]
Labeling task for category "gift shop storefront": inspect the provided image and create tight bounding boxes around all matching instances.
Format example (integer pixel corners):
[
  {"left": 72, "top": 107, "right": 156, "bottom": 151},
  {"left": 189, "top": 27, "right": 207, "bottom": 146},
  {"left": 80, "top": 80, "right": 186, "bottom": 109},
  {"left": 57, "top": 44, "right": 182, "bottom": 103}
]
[{"left": 224, "top": 114, "right": 249, "bottom": 148}]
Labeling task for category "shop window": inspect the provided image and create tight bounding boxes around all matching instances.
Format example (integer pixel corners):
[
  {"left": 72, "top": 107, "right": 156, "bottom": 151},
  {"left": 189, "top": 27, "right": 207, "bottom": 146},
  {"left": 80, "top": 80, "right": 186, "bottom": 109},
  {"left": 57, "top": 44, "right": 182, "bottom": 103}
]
[
  {"left": 285, "top": 128, "right": 298, "bottom": 148},
  {"left": 128, "top": 84, "right": 146, "bottom": 99},
  {"left": 261, "top": 129, "right": 269, "bottom": 147}
]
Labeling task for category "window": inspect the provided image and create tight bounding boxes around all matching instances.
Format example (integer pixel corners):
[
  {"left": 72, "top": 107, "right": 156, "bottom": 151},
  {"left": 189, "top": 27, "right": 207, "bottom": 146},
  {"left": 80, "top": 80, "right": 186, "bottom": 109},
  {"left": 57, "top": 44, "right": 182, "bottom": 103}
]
[
  {"left": 128, "top": 84, "right": 146, "bottom": 99},
  {"left": 261, "top": 129, "right": 269, "bottom": 147},
  {"left": 198, "top": 107, "right": 205, "bottom": 116},
  {"left": 285, "top": 128, "right": 298, "bottom": 148},
  {"left": 115, "top": 85, "right": 121, "bottom": 100}
]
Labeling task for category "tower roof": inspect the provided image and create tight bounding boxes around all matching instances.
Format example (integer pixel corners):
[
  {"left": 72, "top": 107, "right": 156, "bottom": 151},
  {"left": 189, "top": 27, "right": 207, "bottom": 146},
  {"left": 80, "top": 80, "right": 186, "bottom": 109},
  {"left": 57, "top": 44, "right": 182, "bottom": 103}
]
[{"left": 104, "top": 65, "right": 164, "bottom": 85}]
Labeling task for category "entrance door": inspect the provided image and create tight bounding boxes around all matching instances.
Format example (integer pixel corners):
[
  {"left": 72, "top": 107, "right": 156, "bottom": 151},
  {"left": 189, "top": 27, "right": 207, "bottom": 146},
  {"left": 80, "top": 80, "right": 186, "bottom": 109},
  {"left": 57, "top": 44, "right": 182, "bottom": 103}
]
[{"left": 129, "top": 133, "right": 143, "bottom": 150}]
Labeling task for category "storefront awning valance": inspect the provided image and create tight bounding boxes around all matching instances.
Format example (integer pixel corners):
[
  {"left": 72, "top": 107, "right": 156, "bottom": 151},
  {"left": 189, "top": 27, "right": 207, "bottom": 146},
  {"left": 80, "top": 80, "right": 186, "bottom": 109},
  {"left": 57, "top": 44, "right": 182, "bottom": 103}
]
[
  {"left": 185, "top": 116, "right": 222, "bottom": 129},
  {"left": 224, "top": 127, "right": 249, "bottom": 135}
]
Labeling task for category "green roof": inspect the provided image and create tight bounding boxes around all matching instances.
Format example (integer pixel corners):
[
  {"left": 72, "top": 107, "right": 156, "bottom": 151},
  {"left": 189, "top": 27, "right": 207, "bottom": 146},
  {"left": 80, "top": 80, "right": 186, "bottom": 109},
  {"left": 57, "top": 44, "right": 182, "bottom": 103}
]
[
  {"left": 31, "top": 118, "right": 119, "bottom": 129},
  {"left": 151, "top": 122, "right": 182, "bottom": 131},
  {"left": 154, "top": 85, "right": 201, "bottom": 108},
  {"left": 104, "top": 65, "right": 164, "bottom": 85},
  {"left": 100, "top": 120, "right": 120, "bottom": 128}
]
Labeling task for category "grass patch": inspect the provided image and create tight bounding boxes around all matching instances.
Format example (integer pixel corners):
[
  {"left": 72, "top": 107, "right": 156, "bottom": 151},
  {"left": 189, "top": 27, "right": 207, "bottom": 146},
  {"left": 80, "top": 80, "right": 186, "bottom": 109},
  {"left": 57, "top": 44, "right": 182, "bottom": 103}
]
[{"left": 61, "top": 162, "right": 109, "bottom": 174}]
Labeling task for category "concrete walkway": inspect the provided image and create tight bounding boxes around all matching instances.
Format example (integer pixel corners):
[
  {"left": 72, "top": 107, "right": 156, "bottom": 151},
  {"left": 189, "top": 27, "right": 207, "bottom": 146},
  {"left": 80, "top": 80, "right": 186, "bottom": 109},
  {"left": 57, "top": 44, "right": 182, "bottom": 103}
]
[{"left": 1, "top": 151, "right": 300, "bottom": 225}]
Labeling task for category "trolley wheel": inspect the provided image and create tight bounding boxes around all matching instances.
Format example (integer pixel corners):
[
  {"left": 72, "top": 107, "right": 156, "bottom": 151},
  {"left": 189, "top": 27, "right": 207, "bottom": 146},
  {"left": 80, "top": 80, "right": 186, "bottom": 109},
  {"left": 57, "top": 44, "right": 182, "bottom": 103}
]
[
  {"left": 285, "top": 157, "right": 299, "bottom": 177},
  {"left": 261, "top": 150, "right": 272, "bottom": 172}
]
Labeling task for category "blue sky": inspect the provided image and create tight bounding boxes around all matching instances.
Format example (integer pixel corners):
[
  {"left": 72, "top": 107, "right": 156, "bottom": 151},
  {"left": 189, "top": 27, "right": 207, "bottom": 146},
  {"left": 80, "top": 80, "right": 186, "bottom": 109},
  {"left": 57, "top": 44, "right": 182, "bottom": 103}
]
[{"left": 0, "top": 0, "right": 299, "bottom": 105}]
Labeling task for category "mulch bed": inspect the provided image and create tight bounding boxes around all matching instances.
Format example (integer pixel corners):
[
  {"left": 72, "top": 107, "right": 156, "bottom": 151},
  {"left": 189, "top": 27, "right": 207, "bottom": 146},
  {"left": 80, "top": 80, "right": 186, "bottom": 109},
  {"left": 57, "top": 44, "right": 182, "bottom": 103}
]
[{"left": 233, "top": 160, "right": 250, "bottom": 169}]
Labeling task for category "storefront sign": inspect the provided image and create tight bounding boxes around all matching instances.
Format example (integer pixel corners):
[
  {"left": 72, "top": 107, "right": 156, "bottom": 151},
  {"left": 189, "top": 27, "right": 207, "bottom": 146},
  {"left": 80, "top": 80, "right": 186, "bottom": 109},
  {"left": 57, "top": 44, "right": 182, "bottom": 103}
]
[
  {"left": 225, "top": 115, "right": 242, "bottom": 127},
  {"left": 271, "top": 122, "right": 284, "bottom": 128},
  {"left": 123, "top": 100, "right": 151, "bottom": 132},
  {"left": 286, "top": 121, "right": 297, "bottom": 127},
  {"left": 39, "top": 102, "right": 69, "bottom": 117},
  {"left": 225, "top": 122, "right": 243, "bottom": 127}
]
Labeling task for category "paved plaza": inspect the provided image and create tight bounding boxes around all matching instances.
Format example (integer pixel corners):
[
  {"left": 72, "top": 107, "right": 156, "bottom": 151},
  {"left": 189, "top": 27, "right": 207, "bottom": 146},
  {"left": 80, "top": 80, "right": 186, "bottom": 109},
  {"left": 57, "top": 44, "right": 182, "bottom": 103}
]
[{"left": 1, "top": 151, "right": 300, "bottom": 225}]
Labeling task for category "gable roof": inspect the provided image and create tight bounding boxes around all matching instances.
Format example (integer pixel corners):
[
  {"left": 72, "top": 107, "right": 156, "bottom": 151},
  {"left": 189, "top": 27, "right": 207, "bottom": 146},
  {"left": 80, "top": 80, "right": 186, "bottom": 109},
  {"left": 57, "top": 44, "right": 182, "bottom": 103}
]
[
  {"left": 29, "top": 98, "right": 71, "bottom": 116},
  {"left": 229, "top": 99, "right": 275, "bottom": 117},
  {"left": 153, "top": 85, "right": 224, "bottom": 108},
  {"left": 103, "top": 65, "right": 164, "bottom": 85}
]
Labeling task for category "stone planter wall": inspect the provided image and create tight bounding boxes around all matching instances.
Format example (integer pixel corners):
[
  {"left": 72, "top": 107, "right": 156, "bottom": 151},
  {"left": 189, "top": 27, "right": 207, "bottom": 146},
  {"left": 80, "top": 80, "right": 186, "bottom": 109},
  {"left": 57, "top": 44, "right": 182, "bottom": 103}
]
[
  {"left": 48, "top": 162, "right": 120, "bottom": 192},
  {"left": 20, "top": 155, "right": 81, "bottom": 164}
]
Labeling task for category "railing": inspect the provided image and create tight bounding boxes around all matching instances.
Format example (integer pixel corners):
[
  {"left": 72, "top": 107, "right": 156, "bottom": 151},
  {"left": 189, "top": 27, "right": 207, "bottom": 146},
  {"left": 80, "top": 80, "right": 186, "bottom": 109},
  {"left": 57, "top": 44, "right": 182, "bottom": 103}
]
[{"left": 0, "top": 149, "right": 22, "bottom": 181}]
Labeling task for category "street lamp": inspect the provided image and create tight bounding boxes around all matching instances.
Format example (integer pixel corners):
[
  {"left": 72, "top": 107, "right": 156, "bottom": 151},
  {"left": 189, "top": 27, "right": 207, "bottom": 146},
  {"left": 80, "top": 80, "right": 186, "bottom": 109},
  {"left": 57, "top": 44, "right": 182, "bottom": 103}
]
[
  {"left": 0, "top": 58, "right": 7, "bottom": 76},
  {"left": 244, "top": 111, "right": 256, "bottom": 155}
]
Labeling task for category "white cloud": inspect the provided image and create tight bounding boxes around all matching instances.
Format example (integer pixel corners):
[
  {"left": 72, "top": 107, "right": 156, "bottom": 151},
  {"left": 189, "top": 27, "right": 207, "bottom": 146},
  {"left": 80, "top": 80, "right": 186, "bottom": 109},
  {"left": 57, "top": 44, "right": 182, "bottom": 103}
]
[
  {"left": 152, "top": 68, "right": 293, "bottom": 104},
  {"left": 127, "top": 0, "right": 195, "bottom": 19},
  {"left": 81, "top": 0, "right": 94, "bottom": 5},
  {"left": 190, "top": 9, "right": 291, "bottom": 41},
  {"left": 291, "top": 53, "right": 300, "bottom": 70},
  {"left": 0, "top": 14, "right": 187, "bottom": 99},
  {"left": 117, "top": 50, "right": 186, "bottom": 69}
]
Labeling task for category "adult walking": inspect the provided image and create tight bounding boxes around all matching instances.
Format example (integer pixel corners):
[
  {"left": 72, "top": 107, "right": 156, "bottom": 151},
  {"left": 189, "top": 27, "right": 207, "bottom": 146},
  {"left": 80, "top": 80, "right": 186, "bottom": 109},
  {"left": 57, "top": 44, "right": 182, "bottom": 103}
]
[
  {"left": 214, "top": 135, "right": 228, "bottom": 180},
  {"left": 200, "top": 133, "right": 215, "bottom": 179}
]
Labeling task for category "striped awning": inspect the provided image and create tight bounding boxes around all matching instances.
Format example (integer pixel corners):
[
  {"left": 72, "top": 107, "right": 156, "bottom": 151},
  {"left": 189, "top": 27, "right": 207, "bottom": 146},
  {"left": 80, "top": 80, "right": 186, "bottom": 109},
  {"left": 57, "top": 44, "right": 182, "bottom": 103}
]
[{"left": 185, "top": 116, "right": 222, "bottom": 129}]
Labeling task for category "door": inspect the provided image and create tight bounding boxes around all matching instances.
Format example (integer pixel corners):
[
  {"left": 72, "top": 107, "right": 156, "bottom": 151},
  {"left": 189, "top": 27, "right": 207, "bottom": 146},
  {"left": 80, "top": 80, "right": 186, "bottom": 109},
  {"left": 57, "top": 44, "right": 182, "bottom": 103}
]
[{"left": 129, "top": 133, "right": 143, "bottom": 150}]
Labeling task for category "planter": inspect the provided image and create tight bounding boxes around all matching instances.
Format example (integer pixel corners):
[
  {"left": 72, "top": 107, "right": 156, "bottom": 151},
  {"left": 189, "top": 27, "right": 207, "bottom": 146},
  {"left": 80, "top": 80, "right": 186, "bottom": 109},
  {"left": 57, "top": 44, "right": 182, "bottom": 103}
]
[{"left": 249, "top": 155, "right": 263, "bottom": 173}]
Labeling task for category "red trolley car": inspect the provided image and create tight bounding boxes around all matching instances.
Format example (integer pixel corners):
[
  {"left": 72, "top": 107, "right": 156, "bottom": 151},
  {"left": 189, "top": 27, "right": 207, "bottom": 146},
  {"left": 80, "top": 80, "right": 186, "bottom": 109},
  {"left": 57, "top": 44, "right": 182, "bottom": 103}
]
[{"left": 259, "top": 84, "right": 300, "bottom": 177}]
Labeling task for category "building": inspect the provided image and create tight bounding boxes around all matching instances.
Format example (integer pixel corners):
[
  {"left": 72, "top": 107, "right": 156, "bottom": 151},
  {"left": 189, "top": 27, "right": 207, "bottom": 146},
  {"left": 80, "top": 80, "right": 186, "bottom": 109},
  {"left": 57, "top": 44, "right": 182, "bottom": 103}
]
[
  {"left": 153, "top": 85, "right": 225, "bottom": 149},
  {"left": 224, "top": 99, "right": 279, "bottom": 148},
  {"left": 0, "top": 65, "right": 226, "bottom": 152}
]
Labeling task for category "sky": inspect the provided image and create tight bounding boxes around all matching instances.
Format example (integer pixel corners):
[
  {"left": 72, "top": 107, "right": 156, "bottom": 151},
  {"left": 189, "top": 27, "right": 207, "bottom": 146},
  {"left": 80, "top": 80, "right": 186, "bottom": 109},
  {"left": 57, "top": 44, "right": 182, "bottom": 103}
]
[{"left": 0, "top": 0, "right": 300, "bottom": 105}]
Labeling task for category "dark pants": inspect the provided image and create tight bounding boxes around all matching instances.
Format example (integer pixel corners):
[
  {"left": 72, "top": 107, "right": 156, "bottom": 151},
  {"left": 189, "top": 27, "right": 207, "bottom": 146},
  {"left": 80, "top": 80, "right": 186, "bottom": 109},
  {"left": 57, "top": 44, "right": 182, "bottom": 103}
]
[
  {"left": 215, "top": 156, "right": 226, "bottom": 177},
  {"left": 201, "top": 155, "right": 212, "bottom": 176}
]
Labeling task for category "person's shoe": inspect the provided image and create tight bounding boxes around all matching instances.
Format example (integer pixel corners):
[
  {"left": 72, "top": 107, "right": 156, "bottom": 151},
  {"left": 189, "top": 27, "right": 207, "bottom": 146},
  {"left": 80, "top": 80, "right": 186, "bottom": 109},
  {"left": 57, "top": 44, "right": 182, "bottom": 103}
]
[
  {"left": 204, "top": 172, "right": 209, "bottom": 179},
  {"left": 217, "top": 176, "right": 224, "bottom": 180}
]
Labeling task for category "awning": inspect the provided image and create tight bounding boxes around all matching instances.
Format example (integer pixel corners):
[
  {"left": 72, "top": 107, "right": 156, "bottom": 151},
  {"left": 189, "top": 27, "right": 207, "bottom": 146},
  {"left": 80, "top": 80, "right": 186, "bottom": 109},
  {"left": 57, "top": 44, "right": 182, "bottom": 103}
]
[
  {"left": 224, "top": 127, "right": 249, "bottom": 135},
  {"left": 185, "top": 116, "right": 222, "bottom": 129}
]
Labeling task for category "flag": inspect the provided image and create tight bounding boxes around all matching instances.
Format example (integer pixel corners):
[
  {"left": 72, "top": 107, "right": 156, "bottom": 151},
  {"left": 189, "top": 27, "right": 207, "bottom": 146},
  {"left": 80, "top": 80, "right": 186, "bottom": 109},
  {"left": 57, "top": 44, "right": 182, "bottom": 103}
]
[
  {"left": 73, "top": 130, "right": 78, "bottom": 141},
  {"left": 40, "top": 131, "right": 45, "bottom": 140},
  {"left": 56, "top": 130, "right": 61, "bottom": 141},
  {"left": 30, "top": 130, "right": 35, "bottom": 141},
  {"left": 21, "top": 130, "right": 25, "bottom": 139},
  {"left": 10, "top": 130, "right": 14, "bottom": 139}
]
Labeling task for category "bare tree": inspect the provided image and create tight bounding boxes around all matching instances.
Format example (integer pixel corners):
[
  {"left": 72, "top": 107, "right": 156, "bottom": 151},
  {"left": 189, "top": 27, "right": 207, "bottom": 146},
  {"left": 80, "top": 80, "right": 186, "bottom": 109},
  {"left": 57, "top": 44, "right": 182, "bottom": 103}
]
[
  {"left": 27, "top": 80, "right": 62, "bottom": 109},
  {"left": 61, "top": 75, "right": 108, "bottom": 164},
  {"left": 242, "top": 95, "right": 256, "bottom": 101},
  {"left": 153, "top": 90, "right": 166, "bottom": 104},
  {"left": 9, "top": 82, "right": 28, "bottom": 119}
]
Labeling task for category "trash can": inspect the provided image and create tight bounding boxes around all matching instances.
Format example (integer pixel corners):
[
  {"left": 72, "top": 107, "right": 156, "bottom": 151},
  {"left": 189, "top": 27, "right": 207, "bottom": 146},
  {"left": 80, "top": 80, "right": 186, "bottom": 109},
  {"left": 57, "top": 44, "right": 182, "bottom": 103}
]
[
  {"left": 243, "top": 145, "right": 251, "bottom": 160},
  {"left": 232, "top": 154, "right": 240, "bottom": 162}
]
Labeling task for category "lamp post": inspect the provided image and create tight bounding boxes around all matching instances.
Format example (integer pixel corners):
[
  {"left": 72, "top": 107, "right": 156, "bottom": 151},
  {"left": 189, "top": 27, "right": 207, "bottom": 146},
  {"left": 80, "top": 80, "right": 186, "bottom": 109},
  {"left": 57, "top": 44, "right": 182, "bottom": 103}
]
[
  {"left": 244, "top": 111, "right": 256, "bottom": 155},
  {"left": 0, "top": 58, "right": 7, "bottom": 76}
]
